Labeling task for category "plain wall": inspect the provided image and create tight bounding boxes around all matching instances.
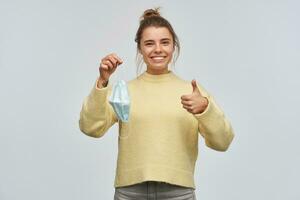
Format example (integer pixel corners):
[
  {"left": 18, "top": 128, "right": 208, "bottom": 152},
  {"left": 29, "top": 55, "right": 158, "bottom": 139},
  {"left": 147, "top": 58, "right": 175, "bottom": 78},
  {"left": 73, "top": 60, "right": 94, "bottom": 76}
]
[{"left": 0, "top": 0, "right": 299, "bottom": 199}]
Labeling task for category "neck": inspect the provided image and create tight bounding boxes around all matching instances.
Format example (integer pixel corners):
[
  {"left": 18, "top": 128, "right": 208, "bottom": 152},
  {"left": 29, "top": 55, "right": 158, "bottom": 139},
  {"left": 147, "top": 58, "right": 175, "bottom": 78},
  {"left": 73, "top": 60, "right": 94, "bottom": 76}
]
[{"left": 146, "top": 67, "right": 169, "bottom": 75}]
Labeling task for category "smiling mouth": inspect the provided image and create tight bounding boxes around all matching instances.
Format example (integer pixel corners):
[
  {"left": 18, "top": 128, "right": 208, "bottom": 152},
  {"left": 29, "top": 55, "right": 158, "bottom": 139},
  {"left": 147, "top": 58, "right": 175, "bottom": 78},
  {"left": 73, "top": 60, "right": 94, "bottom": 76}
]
[{"left": 151, "top": 56, "right": 166, "bottom": 62}]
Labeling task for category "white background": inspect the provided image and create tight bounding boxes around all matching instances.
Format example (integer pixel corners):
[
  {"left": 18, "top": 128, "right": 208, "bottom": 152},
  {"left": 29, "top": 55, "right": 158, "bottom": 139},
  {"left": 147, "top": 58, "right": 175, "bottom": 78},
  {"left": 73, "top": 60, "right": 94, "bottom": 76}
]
[{"left": 1, "top": 0, "right": 299, "bottom": 199}]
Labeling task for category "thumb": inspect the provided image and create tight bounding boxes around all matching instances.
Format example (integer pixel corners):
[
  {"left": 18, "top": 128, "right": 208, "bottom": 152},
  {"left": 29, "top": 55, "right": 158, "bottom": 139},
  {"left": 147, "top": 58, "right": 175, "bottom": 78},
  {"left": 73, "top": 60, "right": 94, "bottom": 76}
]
[{"left": 191, "top": 79, "right": 200, "bottom": 94}]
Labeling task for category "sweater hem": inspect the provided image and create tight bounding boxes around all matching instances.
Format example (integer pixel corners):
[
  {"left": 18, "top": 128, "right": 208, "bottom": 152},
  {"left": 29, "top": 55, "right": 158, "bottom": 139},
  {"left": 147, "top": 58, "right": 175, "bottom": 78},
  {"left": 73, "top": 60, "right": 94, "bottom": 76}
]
[{"left": 114, "top": 164, "right": 196, "bottom": 189}]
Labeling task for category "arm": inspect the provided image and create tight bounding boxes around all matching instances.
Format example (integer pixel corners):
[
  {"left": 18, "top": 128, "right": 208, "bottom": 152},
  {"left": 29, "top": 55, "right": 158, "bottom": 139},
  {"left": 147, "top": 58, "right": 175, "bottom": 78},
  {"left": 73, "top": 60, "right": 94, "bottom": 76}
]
[
  {"left": 79, "top": 78, "right": 118, "bottom": 138},
  {"left": 194, "top": 85, "right": 235, "bottom": 151}
]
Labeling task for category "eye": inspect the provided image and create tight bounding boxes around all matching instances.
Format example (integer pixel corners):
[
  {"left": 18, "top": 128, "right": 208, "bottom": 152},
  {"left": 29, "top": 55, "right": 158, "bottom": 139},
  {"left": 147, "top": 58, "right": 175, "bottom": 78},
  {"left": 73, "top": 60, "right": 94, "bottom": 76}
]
[
  {"left": 145, "top": 43, "right": 153, "bottom": 46},
  {"left": 162, "top": 41, "right": 170, "bottom": 45}
]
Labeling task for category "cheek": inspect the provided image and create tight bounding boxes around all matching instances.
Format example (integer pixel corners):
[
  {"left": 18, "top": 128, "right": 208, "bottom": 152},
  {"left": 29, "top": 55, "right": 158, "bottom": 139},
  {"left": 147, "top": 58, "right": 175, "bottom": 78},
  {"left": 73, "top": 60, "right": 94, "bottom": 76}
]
[
  {"left": 140, "top": 50, "right": 150, "bottom": 62},
  {"left": 141, "top": 48, "right": 152, "bottom": 57},
  {"left": 166, "top": 47, "right": 174, "bottom": 55}
]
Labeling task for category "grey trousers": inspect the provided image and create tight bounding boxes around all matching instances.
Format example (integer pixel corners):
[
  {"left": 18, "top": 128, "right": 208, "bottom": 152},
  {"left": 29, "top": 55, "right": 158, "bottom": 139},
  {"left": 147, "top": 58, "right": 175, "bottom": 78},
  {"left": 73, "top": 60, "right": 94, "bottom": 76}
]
[{"left": 114, "top": 181, "right": 196, "bottom": 200}]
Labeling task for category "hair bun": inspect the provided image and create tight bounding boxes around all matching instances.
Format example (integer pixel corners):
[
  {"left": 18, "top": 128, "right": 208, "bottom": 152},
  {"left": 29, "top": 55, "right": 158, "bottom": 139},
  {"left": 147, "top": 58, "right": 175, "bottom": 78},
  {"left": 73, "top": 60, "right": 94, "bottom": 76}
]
[{"left": 141, "top": 7, "right": 161, "bottom": 21}]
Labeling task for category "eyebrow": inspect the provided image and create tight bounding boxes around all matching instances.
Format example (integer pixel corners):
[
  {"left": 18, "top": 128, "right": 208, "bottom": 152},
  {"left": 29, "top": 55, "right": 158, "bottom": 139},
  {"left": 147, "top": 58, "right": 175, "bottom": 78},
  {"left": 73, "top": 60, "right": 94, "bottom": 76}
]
[{"left": 143, "top": 38, "right": 171, "bottom": 43}]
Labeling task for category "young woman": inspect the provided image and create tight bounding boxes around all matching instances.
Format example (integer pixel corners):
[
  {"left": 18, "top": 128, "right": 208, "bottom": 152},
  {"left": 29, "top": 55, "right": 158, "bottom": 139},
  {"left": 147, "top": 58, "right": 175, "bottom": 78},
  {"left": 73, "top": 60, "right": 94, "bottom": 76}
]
[{"left": 79, "top": 8, "right": 234, "bottom": 200}]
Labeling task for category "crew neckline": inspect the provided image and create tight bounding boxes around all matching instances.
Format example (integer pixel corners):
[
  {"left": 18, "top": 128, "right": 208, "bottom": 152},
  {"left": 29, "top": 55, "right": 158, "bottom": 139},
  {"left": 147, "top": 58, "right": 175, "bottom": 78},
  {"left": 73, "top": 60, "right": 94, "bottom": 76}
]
[{"left": 139, "top": 70, "right": 177, "bottom": 82}]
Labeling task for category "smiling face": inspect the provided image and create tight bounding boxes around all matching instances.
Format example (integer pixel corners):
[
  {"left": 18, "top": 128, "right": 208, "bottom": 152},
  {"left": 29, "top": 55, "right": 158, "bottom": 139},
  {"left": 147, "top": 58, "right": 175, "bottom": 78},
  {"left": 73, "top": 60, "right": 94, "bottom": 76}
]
[{"left": 139, "top": 26, "right": 175, "bottom": 75}]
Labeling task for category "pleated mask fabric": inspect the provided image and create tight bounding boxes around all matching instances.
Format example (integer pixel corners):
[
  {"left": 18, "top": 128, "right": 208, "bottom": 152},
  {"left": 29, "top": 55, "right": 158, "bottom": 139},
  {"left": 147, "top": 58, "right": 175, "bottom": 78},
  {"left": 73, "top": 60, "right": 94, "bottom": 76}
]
[{"left": 108, "top": 80, "right": 130, "bottom": 122}]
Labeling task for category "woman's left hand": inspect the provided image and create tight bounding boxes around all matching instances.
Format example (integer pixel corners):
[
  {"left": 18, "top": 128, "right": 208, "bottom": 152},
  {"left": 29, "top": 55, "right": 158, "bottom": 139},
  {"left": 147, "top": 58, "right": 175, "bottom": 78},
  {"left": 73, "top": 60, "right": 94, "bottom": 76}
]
[{"left": 181, "top": 79, "right": 209, "bottom": 114}]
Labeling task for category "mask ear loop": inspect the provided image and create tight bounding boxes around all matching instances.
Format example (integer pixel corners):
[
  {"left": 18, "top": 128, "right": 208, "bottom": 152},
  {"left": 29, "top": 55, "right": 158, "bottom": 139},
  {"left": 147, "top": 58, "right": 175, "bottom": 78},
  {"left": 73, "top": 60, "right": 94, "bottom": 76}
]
[
  {"left": 109, "top": 59, "right": 123, "bottom": 87},
  {"left": 117, "top": 59, "right": 126, "bottom": 82}
]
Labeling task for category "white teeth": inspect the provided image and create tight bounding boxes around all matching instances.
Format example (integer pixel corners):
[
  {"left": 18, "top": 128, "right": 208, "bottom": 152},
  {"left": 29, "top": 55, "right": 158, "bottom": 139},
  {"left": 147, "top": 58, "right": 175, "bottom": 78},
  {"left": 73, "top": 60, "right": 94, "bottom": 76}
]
[{"left": 152, "top": 57, "right": 165, "bottom": 60}]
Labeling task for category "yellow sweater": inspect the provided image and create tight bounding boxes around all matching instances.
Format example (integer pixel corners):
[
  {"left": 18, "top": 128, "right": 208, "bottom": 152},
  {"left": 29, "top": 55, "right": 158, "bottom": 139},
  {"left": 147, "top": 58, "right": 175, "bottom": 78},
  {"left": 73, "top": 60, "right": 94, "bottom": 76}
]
[{"left": 79, "top": 70, "right": 234, "bottom": 189}]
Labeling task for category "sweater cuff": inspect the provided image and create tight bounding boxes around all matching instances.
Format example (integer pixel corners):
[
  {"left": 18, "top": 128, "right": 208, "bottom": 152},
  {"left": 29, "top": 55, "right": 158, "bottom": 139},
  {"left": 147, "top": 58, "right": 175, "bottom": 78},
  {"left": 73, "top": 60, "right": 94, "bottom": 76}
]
[
  {"left": 95, "top": 78, "right": 109, "bottom": 91},
  {"left": 90, "top": 78, "right": 110, "bottom": 101}
]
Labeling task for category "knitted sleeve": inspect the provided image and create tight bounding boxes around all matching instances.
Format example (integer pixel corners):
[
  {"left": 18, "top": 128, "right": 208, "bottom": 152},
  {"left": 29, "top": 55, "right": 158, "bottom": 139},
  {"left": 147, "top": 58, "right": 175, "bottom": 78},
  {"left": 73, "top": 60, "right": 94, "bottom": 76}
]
[
  {"left": 193, "top": 84, "right": 235, "bottom": 151},
  {"left": 79, "top": 78, "right": 118, "bottom": 138}
]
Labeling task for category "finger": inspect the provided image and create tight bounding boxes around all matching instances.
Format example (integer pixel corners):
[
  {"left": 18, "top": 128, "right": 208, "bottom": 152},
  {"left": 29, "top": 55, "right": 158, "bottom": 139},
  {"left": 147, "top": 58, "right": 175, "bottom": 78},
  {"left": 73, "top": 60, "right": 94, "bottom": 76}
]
[
  {"left": 109, "top": 53, "right": 122, "bottom": 65},
  {"left": 107, "top": 55, "right": 119, "bottom": 67},
  {"left": 99, "top": 61, "right": 109, "bottom": 70},
  {"left": 191, "top": 79, "right": 197, "bottom": 92},
  {"left": 112, "top": 53, "right": 123, "bottom": 64},
  {"left": 182, "top": 104, "right": 193, "bottom": 112},
  {"left": 181, "top": 95, "right": 191, "bottom": 101},
  {"left": 181, "top": 100, "right": 192, "bottom": 106},
  {"left": 100, "top": 63, "right": 109, "bottom": 70},
  {"left": 191, "top": 79, "right": 202, "bottom": 95},
  {"left": 106, "top": 56, "right": 118, "bottom": 68},
  {"left": 102, "top": 56, "right": 116, "bottom": 68},
  {"left": 103, "top": 60, "right": 114, "bottom": 70}
]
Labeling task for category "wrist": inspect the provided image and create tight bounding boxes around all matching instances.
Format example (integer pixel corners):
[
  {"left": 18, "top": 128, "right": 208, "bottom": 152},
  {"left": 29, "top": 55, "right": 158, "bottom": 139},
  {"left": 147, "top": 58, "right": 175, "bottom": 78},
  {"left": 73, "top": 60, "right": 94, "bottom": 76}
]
[{"left": 98, "top": 78, "right": 109, "bottom": 87}]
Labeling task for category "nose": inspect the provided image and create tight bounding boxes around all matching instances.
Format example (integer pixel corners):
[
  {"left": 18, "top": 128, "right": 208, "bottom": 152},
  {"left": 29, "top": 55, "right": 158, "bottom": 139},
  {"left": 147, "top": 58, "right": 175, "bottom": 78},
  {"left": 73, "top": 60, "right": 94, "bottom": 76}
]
[{"left": 154, "top": 44, "right": 162, "bottom": 53}]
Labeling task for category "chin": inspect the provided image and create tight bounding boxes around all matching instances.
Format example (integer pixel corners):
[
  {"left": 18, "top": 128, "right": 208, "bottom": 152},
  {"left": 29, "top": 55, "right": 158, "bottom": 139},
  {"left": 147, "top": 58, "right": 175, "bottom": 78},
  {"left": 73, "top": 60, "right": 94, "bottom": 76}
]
[
  {"left": 150, "top": 62, "right": 169, "bottom": 68},
  {"left": 150, "top": 65, "right": 167, "bottom": 70}
]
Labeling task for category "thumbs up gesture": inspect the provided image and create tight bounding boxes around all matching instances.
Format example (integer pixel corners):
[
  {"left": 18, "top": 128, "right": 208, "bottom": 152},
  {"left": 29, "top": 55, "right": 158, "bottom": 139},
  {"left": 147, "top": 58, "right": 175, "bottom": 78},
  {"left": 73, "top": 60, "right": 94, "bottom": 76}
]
[{"left": 181, "top": 79, "right": 209, "bottom": 114}]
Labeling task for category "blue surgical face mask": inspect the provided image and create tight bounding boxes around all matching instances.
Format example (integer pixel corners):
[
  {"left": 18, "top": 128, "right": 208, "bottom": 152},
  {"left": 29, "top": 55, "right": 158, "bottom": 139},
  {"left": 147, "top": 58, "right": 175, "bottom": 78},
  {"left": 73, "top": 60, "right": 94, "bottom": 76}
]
[{"left": 108, "top": 80, "right": 130, "bottom": 122}]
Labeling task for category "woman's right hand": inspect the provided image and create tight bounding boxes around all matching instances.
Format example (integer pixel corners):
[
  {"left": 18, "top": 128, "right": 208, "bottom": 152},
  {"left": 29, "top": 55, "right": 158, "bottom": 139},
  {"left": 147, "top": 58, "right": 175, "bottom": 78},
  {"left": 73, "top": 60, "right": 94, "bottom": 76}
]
[{"left": 99, "top": 53, "right": 123, "bottom": 82}]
